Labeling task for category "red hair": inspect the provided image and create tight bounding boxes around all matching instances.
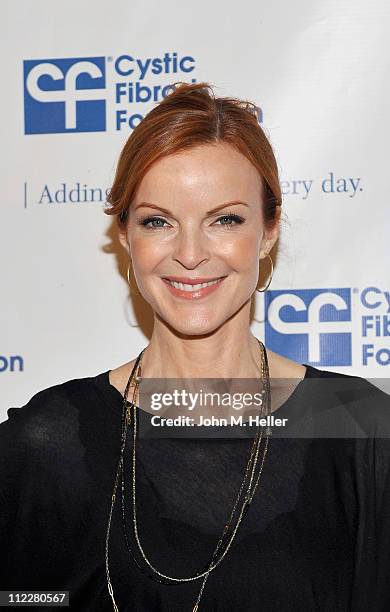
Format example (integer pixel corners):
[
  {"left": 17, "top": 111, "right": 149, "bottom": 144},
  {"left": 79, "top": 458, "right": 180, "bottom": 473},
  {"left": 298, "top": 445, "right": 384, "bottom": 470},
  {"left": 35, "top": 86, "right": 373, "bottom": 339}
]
[{"left": 104, "top": 81, "right": 282, "bottom": 230}]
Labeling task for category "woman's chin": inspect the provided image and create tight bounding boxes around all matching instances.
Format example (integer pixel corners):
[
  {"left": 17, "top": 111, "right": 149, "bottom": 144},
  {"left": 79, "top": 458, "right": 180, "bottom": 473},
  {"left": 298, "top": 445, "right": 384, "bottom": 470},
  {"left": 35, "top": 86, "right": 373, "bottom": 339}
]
[{"left": 161, "top": 313, "right": 224, "bottom": 337}]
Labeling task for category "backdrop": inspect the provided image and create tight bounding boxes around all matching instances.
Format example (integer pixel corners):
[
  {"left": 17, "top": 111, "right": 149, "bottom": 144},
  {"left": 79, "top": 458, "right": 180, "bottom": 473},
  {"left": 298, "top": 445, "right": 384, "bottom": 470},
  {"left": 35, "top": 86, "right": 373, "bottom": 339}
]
[{"left": 2, "top": 0, "right": 389, "bottom": 417}]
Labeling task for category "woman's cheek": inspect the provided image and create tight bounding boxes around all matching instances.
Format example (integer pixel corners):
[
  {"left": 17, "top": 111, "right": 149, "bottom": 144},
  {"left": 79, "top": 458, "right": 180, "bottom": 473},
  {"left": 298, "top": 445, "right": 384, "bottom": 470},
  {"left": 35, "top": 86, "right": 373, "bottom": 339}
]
[
  {"left": 130, "top": 238, "right": 165, "bottom": 270},
  {"left": 218, "top": 236, "right": 259, "bottom": 272}
]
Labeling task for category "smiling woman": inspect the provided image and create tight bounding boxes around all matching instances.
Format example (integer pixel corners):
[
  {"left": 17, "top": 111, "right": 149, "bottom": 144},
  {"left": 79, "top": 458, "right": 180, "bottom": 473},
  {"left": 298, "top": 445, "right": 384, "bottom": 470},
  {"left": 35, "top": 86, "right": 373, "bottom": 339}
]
[
  {"left": 105, "top": 83, "right": 281, "bottom": 343},
  {"left": 2, "top": 82, "right": 390, "bottom": 612}
]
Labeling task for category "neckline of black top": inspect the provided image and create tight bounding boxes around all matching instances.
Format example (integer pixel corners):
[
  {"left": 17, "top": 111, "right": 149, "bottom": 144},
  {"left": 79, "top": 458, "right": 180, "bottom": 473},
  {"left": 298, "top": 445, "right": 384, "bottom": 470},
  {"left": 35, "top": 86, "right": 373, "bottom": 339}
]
[{"left": 92, "top": 363, "right": 324, "bottom": 423}]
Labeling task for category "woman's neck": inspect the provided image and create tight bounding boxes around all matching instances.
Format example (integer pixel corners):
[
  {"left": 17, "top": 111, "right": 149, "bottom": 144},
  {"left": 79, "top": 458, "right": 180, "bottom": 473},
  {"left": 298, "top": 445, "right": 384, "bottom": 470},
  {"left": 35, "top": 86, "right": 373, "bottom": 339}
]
[{"left": 141, "top": 329, "right": 262, "bottom": 380}]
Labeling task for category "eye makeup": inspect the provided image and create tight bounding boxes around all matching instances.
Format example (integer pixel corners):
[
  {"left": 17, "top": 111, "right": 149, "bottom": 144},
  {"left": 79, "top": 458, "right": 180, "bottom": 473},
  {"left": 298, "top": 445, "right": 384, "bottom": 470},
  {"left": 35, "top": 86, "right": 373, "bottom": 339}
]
[{"left": 136, "top": 211, "right": 245, "bottom": 230}]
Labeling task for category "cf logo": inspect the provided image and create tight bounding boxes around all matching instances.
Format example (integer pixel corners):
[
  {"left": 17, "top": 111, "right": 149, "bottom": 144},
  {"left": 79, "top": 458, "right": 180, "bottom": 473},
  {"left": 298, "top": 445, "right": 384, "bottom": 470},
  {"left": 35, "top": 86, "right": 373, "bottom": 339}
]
[
  {"left": 268, "top": 291, "right": 351, "bottom": 362},
  {"left": 26, "top": 61, "right": 105, "bottom": 129}
]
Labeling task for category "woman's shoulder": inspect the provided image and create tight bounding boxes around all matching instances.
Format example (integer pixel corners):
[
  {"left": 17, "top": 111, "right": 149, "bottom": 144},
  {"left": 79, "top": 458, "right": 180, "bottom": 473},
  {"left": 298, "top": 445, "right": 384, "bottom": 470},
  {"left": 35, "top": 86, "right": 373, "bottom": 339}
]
[
  {"left": 302, "top": 364, "right": 390, "bottom": 437},
  {"left": 305, "top": 361, "right": 389, "bottom": 399},
  {"left": 1, "top": 370, "right": 111, "bottom": 445}
]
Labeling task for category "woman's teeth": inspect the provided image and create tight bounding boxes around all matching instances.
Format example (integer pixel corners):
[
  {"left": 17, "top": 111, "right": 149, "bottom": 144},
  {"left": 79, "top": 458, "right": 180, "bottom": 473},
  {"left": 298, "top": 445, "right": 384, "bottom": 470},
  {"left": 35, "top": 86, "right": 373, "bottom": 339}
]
[{"left": 168, "top": 279, "right": 221, "bottom": 292}]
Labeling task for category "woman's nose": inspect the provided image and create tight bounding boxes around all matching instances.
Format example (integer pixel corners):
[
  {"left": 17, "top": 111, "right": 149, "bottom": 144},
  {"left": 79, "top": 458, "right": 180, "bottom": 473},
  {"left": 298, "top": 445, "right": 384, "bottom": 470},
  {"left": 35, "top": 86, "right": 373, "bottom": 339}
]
[{"left": 172, "top": 226, "right": 210, "bottom": 269}]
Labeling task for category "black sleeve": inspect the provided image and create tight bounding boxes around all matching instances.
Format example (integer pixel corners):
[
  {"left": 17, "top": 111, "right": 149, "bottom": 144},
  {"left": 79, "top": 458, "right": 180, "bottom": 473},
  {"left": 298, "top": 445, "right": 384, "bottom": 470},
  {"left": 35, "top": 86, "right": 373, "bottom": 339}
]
[
  {"left": 0, "top": 388, "right": 54, "bottom": 586},
  {"left": 373, "top": 433, "right": 390, "bottom": 609},
  {"left": 0, "top": 405, "right": 26, "bottom": 586},
  {"left": 362, "top": 383, "right": 390, "bottom": 610},
  {"left": 0, "top": 386, "right": 87, "bottom": 591}
]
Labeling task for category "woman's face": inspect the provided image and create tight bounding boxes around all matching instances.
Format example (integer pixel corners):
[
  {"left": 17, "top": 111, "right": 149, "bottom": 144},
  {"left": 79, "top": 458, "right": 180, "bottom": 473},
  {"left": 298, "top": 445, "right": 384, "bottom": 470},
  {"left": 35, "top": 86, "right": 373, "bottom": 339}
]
[{"left": 119, "top": 142, "right": 279, "bottom": 335}]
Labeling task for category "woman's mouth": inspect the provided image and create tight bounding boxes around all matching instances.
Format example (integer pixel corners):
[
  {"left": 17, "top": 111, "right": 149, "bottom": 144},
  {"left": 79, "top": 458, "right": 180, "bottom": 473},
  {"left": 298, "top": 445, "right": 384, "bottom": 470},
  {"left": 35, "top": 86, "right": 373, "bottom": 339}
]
[{"left": 161, "top": 277, "right": 227, "bottom": 300}]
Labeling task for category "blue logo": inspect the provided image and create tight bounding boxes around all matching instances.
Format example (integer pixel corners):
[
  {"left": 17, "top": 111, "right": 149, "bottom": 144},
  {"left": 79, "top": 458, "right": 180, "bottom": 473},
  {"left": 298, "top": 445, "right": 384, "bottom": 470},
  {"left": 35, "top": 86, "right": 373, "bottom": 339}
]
[
  {"left": 23, "top": 57, "right": 106, "bottom": 134},
  {"left": 264, "top": 288, "right": 352, "bottom": 366}
]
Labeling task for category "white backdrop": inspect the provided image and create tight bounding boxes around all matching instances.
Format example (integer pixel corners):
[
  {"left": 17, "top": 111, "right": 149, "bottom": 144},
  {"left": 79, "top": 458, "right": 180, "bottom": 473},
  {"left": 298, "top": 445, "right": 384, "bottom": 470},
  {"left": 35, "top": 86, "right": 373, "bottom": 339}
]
[{"left": 2, "top": 0, "right": 389, "bottom": 417}]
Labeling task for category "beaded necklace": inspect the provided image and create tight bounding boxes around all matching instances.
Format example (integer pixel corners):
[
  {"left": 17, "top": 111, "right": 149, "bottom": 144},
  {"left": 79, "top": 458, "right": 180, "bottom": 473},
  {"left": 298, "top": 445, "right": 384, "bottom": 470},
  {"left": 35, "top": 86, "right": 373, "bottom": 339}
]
[{"left": 105, "top": 338, "right": 272, "bottom": 611}]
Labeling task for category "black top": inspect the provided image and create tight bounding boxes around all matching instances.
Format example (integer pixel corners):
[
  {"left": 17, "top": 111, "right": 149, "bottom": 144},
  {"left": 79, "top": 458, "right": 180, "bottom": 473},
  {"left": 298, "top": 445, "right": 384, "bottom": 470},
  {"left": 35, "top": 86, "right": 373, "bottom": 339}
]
[{"left": 1, "top": 363, "right": 390, "bottom": 611}]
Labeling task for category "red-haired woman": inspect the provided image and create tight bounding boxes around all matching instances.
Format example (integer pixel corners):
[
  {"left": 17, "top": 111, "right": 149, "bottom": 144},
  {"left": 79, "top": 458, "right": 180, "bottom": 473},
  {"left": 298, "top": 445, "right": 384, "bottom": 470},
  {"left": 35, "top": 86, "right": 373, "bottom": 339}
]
[{"left": 1, "top": 83, "right": 390, "bottom": 611}]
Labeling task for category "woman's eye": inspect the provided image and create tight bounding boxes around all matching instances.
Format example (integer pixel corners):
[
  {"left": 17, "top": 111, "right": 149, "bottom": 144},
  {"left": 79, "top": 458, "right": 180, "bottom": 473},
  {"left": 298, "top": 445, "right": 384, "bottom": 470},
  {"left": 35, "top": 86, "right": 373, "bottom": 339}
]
[
  {"left": 139, "top": 216, "right": 170, "bottom": 229},
  {"left": 215, "top": 213, "right": 244, "bottom": 228}
]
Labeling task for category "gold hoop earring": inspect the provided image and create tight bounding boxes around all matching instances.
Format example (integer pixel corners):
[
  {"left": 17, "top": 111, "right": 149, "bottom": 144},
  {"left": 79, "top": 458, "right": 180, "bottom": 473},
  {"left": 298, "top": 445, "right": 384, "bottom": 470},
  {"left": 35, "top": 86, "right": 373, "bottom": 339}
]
[
  {"left": 126, "top": 262, "right": 141, "bottom": 296},
  {"left": 256, "top": 253, "right": 273, "bottom": 292}
]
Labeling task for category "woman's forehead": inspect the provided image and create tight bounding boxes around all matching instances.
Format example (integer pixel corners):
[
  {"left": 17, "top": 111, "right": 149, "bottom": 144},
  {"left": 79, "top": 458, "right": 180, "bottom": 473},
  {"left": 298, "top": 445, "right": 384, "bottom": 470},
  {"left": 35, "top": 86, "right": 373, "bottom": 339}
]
[{"left": 135, "top": 144, "right": 263, "bottom": 202}]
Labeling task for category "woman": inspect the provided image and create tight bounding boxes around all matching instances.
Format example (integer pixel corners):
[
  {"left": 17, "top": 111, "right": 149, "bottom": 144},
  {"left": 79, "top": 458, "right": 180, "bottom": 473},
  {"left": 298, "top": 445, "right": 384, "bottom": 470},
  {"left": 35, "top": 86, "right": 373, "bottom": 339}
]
[{"left": 1, "top": 82, "right": 390, "bottom": 611}]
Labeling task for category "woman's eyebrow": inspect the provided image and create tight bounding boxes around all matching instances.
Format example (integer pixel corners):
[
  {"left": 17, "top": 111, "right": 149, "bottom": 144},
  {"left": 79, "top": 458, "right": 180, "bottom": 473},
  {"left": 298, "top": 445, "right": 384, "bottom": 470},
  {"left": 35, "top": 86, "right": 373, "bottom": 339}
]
[{"left": 134, "top": 200, "right": 249, "bottom": 216}]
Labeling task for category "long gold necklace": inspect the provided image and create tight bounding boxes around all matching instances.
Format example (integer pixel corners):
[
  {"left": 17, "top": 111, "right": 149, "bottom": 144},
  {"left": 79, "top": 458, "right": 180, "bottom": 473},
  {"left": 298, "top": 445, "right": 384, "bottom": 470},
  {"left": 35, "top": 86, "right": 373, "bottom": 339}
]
[{"left": 105, "top": 338, "right": 272, "bottom": 611}]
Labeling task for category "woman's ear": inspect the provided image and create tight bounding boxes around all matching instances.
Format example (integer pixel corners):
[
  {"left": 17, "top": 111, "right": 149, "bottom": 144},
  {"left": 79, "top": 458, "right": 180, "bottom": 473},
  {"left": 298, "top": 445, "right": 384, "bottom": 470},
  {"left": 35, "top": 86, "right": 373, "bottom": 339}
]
[
  {"left": 118, "top": 229, "right": 130, "bottom": 254},
  {"left": 260, "top": 217, "right": 280, "bottom": 259}
]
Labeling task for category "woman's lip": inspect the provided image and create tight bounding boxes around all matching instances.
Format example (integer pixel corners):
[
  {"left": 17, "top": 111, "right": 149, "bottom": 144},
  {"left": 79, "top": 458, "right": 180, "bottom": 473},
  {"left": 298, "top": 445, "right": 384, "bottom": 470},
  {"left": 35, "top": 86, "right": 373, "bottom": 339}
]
[
  {"left": 162, "top": 276, "right": 224, "bottom": 283},
  {"left": 162, "top": 277, "right": 226, "bottom": 300}
]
